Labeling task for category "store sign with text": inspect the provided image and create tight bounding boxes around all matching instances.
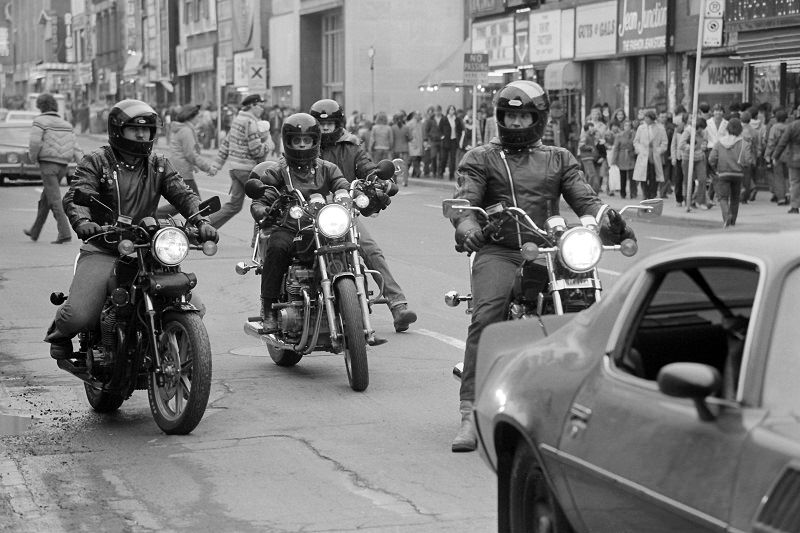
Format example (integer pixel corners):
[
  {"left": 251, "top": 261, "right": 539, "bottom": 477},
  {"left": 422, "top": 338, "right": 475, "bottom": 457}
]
[
  {"left": 698, "top": 58, "right": 744, "bottom": 94},
  {"left": 617, "top": 0, "right": 667, "bottom": 54},
  {"left": 472, "top": 17, "right": 515, "bottom": 68},
  {"left": 530, "top": 10, "right": 561, "bottom": 63},
  {"left": 575, "top": 1, "right": 617, "bottom": 59}
]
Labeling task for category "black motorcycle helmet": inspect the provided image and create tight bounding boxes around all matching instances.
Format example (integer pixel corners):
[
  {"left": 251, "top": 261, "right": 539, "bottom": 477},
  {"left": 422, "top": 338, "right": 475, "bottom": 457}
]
[
  {"left": 309, "top": 99, "right": 344, "bottom": 147},
  {"left": 494, "top": 80, "right": 549, "bottom": 150},
  {"left": 282, "top": 113, "right": 321, "bottom": 167},
  {"left": 107, "top": 99, "right": 159, "bottom": 157}
]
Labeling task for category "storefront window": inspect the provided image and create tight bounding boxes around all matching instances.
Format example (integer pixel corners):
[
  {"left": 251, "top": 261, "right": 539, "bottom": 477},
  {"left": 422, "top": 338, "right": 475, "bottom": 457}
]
[
  {"left": 752, "top": 63, "right": 782, "bottom": 109},
  {"left": 593, "top": 59, "right": 627, "bottom": 117},
  {"left": 644, "top": 56, "right": 668, "bottom": 114}
]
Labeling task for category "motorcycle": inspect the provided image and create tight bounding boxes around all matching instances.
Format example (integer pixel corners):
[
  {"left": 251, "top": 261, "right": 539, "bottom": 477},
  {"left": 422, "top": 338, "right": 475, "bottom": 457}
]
[
  {"left": 236, "top": 159, "right": 401, "bottom": 392},
  {"left": 50, "top": 190, "right": 221, "bottom": 434},
  {"left": 442, "top": 197, "right": 663, "bottom": 379}
]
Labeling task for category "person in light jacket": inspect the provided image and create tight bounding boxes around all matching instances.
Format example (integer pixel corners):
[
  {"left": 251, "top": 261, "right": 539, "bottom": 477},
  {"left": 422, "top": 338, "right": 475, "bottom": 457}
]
[
  {"left": 633, "top": 110, "right": 668, "bottom": 199},
  {"left": 156, "top": 103, "right": 218, "bottom": 217},
  {"left": 406, "top": 111, "right": 424, "bottom": 179},
  {"left": 25, "top": 93, "right": 84, "bottom": 244},
  {"left": 679, "top": 117, "right": 710, "bottom": 209}
]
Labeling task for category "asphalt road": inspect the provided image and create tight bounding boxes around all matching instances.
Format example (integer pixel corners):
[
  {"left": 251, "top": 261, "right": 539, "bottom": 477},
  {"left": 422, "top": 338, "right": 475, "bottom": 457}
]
[{"left": 0, "top": 146, "right": 727, "bottom": 532}]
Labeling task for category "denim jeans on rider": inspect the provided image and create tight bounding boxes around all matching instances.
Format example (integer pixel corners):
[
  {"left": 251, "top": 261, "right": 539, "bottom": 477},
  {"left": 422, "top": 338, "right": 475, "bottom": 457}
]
[
  {"left": 45, "top": 250, "right": 117, "bottom": 343},
  {"left": 357, "top": 220, "right": 408, "bottom": 309},
  {"left": 28, "top": 162, "right": 72, "bottom": 241},
  {"left": 459, "top": 245, "right": 547, "bottom": 402},
  {"left": 209, "top": 168, "right": 251, "bottom": 229}
]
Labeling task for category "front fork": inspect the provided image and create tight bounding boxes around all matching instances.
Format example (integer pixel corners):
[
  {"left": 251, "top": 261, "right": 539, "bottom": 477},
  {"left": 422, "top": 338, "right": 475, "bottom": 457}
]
[{"left": 143, "top": 292, "right": 165, "bottom": 386}]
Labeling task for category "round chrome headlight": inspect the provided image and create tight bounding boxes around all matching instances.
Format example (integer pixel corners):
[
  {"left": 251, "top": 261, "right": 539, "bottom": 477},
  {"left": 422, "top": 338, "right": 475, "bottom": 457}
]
[
  {"left": 316, "top": 203, "right": 351, "bottom": 238},
  {"left": 558, "top": 227, "right": 602, "bottom": 273},
  {"left": 152, "top": 227, "right": 189, "bottom": 266}
]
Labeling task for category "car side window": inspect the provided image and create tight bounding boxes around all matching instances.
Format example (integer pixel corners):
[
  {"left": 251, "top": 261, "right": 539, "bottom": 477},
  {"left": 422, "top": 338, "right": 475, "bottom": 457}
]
[{"left": 614, "top": 260, "right": 759, "bottom": 401}]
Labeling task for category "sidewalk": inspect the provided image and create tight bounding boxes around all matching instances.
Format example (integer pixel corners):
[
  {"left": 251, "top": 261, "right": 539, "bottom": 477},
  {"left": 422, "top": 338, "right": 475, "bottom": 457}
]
[{"left": 406, "top": 175, "right": 800, "bottom": 230}]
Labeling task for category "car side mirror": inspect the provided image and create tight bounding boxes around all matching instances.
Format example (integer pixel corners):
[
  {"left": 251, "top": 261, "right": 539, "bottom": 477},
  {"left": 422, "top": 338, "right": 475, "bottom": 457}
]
[
  {"left": 442, "top": 198, "right": 470, "bottom": 219},
  {"left": 657, "top": 362, "right": 721, "bottom": 421}
]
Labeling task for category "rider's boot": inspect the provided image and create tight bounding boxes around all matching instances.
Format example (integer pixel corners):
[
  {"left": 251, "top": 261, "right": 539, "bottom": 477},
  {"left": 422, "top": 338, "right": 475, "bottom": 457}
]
[
  {"left": 261, "top": 298, "right": 279, "bottom": 333},
  {"left": 451, "top": 400, "right": 477, "bottom": 453},
  {"left": 391, "top": 303, "right": 417, "bottom": 332},
  {"left": 44, "top": 322, "right": 74, "bottom": 360}
]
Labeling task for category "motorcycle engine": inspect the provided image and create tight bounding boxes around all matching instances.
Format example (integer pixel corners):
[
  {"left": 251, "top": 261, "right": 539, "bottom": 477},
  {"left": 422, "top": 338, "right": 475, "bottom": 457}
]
[{"left": 286, "top": 267, "right": 315, "bottom": 300}]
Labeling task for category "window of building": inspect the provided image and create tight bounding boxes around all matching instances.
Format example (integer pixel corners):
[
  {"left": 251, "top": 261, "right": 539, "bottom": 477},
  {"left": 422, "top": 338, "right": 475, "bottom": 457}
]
[{"left": 321, "top": 11, "right": 343, "bottom": 100}]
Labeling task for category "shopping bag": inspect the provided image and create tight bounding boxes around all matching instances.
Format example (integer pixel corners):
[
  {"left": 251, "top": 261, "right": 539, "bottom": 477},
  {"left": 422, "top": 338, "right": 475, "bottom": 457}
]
[{"left": 608, "top": 164, "right": 621, "bottom": 191}]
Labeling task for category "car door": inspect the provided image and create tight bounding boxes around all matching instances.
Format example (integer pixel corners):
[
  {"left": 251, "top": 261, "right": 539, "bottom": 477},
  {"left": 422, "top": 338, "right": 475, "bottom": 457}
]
[{"left": 553, "top": 260, "right": 765, "bottom": 533}]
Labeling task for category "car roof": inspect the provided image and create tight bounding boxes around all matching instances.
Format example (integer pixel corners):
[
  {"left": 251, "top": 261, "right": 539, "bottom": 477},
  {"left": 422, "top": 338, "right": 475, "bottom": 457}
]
[{"left": 642, "top": 229, "right": 800, "bottom": 272}]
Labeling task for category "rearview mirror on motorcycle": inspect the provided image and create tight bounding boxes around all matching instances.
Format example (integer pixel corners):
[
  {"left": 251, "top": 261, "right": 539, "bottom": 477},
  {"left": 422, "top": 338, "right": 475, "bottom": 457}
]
[
  {"left": 375, "top": 159, "right": 396, "bottom": 180},
  {"left": 442, "top": 198, "right": 472, "bottom": 219},
  {"left": 197, "top": 196, "right": 221, "bottom": 217},
  {"left": 619, "top": 198, "right": 664, "bottom": 220}
]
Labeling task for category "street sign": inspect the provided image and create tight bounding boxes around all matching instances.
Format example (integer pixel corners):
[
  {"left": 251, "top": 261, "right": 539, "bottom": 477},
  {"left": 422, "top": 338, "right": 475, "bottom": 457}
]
[
  {"left": 704, "top": 0, "right": 724, "bottom": 48},
  {"left": 247, "top": 58, "right": 267, "bottom": 93},
  {"left": 464, "top": 53, "right": 489, "bottom": 86}
]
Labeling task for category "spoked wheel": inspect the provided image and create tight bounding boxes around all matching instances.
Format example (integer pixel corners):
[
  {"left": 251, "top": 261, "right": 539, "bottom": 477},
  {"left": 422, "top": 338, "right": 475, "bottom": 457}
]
[
  {"left": 148, "top": 312, "right": 212, "bottom": 435},
  {"left": 335, "top": 278, "right": 368, "bottom": 392},
  {"left": 268, "top": 344, "right": 302, "bottom": 367},
  {"left": 84, "top": 383, "right": 125, "bottom": 413},
  {"left": 509, "top": 443, "right": 574, "bottom": 533}
]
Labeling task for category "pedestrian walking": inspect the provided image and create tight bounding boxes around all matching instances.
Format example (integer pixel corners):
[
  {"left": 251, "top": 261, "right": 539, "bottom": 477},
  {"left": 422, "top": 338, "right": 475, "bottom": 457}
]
[
  {"left": 680, "top": 117, "right": 710, "bottom": 209},
  {"left": 24, "top": 93, "right": 84, "bottom": 244},
  {"left": 710, "top": 118, "right": 750, "bottom": 227},
  {"left": 579, "top": 123, "right": 601, "bottom": 193},
  {"left": 773, "top": 108, "right": 800, "bottom": 214},
  {"left": 391, "top": 112, "right": 410, "bottom": 186},
  {"left": 156, "top": 103, "right": 218, "bottom": 218},
  {"left": 612, "top": 119, "right": 636, "bottom": 199},
  {"left": 210, "top": 94, "right": 273, "bottom": 229},
  {"left": 671, "top": 115, "right": 686, "bottom": 206},
  {"left": 765, "top": 108, "right": 790, "bottom": 205},
  {"left": 440, "top": 105, "right": 463, "bottom": 181},
  {"left": 423, "top": 105, "right": 445, "bottom": 178},
  {"left": 368, "top": 111, "right": 394, "bottom": 162},
  {"left": 406, "top": 111, "right": 424, "bottom": 180}
]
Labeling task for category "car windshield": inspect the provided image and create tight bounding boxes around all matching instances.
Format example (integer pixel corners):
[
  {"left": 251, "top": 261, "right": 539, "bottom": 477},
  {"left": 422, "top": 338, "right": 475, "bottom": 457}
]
[
  {"left": 0, "top": 126, "right": 30, "bottom": 149},
  {"left": 4, "top": 112, "right": 37, "bottom": 124}
]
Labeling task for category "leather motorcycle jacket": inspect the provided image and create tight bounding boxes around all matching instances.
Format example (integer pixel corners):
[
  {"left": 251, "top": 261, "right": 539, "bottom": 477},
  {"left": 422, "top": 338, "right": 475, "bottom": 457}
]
[
  {"left": 319, "top": 130, "right": 376, "bottom": 182},
  {"left": 453, "top": 139, "right": 603, "bottom": 249},
  {"left": 250, "top": 156, "right": 351, "bottom": 231},
  {"left": 64, "top": 146, "right": 207, "bottom": 251}
]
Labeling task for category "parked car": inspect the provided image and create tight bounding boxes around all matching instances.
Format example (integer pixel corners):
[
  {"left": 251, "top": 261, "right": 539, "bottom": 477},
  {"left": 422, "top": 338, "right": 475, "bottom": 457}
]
[
  {"left": 4, "top": 110, "right": 38, "bottom": 124},
  {"left": 0, "top": 124, "right": 75, "bottom": 186},
  {"left": 473, "top": 229, "right": 800, "bottom": 532}
]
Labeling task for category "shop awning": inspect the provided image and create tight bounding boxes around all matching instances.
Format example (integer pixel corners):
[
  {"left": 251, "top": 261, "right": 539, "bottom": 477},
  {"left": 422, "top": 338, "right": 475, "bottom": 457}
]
[
  {"left": 544, "top": 61, "right": 581, "bottom": 91},
  {"left": 736, "top": 26, "right": 800, "bottom": 65},
  {"left": 122, "top": 53, "right": 143, "bottom": 77},
  {"left": 418, "top": 38, "right": 473, "bottom": 89}
]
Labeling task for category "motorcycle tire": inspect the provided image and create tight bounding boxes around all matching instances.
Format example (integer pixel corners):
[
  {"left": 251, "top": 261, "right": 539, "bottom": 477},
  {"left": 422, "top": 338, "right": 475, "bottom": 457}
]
[
  {"left": 335, "top": 278, "right": 369, "bottom": 392},
  {"left": 147, "top": 312, "right": 212, "bottom": 435},
  {"left": 268, "top": 345, "right": 302, "bottom": 367},
  {"left": 84, "top": 383, "right": 125, "bottom": 413}
]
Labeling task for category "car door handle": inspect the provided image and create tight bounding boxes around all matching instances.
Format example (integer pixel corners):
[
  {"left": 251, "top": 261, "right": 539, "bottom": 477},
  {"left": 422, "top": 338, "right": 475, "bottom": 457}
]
[{"left": 568, "top": 404, "right": 592, "bottom": 437}]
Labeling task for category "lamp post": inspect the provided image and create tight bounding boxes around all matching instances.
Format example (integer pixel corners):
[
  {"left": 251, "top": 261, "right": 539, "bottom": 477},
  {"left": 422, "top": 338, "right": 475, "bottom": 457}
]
[{"left": 368, "top": 46, "right": 375, "bottom": 119}]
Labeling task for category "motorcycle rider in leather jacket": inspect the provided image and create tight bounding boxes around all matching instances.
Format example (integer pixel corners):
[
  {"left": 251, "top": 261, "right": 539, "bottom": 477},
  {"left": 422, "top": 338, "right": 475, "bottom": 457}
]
[
  {"left": 449, "top": 81, "right": 635, "bottom": 452},
  {"left": 45, "top": 99, "right": 218, "bottom": 360},
  {"left": 249, "top": 112, "right": 352, "bottom": 333},
  {"left": 309, "top": 99, "right": 418, "bottom": 333}
]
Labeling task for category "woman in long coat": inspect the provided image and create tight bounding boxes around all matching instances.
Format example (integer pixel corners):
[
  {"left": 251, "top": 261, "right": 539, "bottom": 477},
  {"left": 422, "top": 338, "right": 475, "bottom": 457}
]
[{"left": 633, "top": 110, "right": 668, "bottom": 199}]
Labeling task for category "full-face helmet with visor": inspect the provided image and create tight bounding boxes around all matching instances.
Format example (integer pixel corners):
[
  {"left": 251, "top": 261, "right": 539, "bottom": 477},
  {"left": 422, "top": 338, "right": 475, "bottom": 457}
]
[
  {"left": 494, "top": 80, "right": 549, "bottom": 150},
  {"left": 309, "top": 99, "right": 344, "bottom": 147},
  {"left": 282, "top": 113, "right": 321, "bottom": 168},
  {"left": 107, "top": 99, "right": 160, "bottom": 157}
]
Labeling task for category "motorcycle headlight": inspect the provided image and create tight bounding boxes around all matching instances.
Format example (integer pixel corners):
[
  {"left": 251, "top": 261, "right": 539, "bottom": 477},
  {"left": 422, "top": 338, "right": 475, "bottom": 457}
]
[
  {"left": 152, "top": 227, "right": 189, "bottom": 266},
  {"left": 558, "top": 227, "right": 602, "bottom": 273},
  {"left": 316, "top": 203, "right": 351, "bottom": 238}
]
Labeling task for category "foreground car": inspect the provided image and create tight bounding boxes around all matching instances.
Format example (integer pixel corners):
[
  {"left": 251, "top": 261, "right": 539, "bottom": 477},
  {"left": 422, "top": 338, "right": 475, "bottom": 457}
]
[
  {"left": 474, "top": 229, "right": 800, "bottom": 532},
  {"left": 0, "top": 124, "right": 75, "bottom": 186}
]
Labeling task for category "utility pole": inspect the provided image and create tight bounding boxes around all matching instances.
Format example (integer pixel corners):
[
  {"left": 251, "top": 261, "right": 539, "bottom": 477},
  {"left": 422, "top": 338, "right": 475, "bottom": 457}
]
[
  {"left": 686, "top": 1, "right": 706, "bottom": 212},
  {"left": 368, "top": 46, "right": 375, "bottom": 119}
]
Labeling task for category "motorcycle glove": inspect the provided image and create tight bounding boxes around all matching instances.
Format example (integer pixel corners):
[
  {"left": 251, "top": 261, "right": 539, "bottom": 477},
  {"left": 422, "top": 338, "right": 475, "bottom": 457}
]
[
  {"left": 599, "top": 209, "right": 636, "bottom": 245},
  {"left": 76, "top": 221, "right": 102, "bottom": 240},
  {"left": 197, "top": 221, "right": 219, "bottom": 243},
  {"left": 455, "top": 219, "right": 486, "bottom": 253}
]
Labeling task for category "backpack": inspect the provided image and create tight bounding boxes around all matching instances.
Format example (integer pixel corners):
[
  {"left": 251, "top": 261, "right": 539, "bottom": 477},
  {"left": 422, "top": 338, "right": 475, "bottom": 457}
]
[{"left": 738, "top": 137, "right": 755, "bottom": 168}]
